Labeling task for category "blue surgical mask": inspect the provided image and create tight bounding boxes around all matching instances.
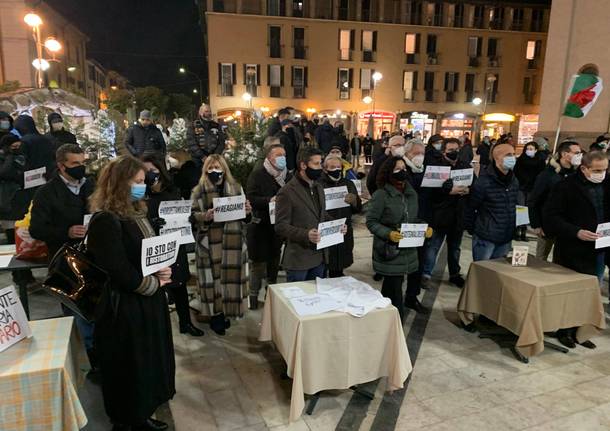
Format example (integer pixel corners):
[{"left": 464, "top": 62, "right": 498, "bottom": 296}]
[
  {"left": 0, "top": 120, "right": 10, "bottom": 130},
  {"left": 131, "top": 183, "right": 147, "bottom": 201},
  {"left": 502, "top": 156, "right": 516, "bottom": 171},
  {"left": 274, "top": 156, "right": 287, "bottom": 171}
]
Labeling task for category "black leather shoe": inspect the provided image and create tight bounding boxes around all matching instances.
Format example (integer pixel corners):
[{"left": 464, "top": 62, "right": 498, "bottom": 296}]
[
  {"left": 180, "top": 323, "right": 204, "bottom": 337},
  {"left": 579, "top": 340, "right": 597, "bottom": 349},
  {"left": 210, "top": 315, "right": 226, "bottom": 336},
  {"left": 405, "top": 297, "right": 430, "bottom": 314},
  {"left": 558, "top": 335, "right": 576, "bottom": 348},
  {"left": 449, "top": 275, "right": 465, "bottom": 288},
  {"left": 134, "top": 418, "right": 168, "bottom": 431}
]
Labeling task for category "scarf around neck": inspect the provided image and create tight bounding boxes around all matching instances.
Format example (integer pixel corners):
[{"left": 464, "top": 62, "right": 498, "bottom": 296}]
[
  {"left": 404, "top": 156, "right": 424, "bottom": 174},
  {"left": 263, "top": 157, "right": 287, "bottom": 186}
]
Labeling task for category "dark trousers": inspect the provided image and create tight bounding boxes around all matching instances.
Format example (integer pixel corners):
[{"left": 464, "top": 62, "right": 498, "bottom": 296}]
[
  {"left": 328, "top": 269, "right": 344, "bottom": 278},
  {"left": 168, "top": 282, "right": 192, "bottom": 328},
  {"left": 381, "top": 275, "right": 405, "bottom": 322},
  {"left": 287, "top": 263, "right": 326, "bottom": 282}
]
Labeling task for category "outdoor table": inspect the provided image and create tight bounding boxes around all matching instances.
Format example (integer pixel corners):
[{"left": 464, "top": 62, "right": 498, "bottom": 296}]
[
  {"left": 457, "top": 256, "right": 606, "bottom": 359},
  {"left": 0, "top": 256, "right": 48, "bottom": 319},
  {"left": 259, "top": 281, "right": 412, "bottom": 422},
  {"left": 0, "top": 316, "right": 89, "bottom": 431}
]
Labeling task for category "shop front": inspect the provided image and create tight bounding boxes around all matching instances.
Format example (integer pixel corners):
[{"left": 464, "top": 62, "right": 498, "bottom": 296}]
[
  {"left": 439, "top": 113, "right": 476, "bottom": 139},
  {"left": 398, "top": 112, "right": 436, "bottom": 142},
  {"left": 517, "top": 114, "right": 540, "bottom": 147},
  {"left": 358, "top": 110, "right": 396, "bottom": 139},
  {"left": 481, "top": 113, "right": 516, "bottom": 140}
]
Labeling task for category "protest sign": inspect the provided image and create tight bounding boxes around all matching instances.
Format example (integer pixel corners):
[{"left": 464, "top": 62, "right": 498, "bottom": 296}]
[
  {"left": 141, "top": 232, "right": 181, "bottom": 276},
  {"left": 512, "top": 246, "right": 529, "bottom": 266},
  {"left": 23, "top": 167, "right": 46, "bottom": 189},
  {"left": 399, "top": 223, "right": 428, "bottom": 248},
  {"left": 324, "top": 186, "right": 349, "bottom": 210},
  {"left": 516, "top": 206, "right": 530, "bottom": 226},
  {"left": 317, "top": 217, "right": 346, "bottom": 250},
  {"left": 158, "top": 200, "right": 192, "bottom": 218},
  {"left": 421, "top": 166, "right": 451, "bottom": 188},
  {"left": 269, "top": 201, "right": 276, "bottom": 225},
  {"left": 351, "top": 179, "right": 363, "bottom": 195},
  {"left": 596, "top": 222, "right": 610, "bottom": 249},
  {"left": 160, "top": 218, "right": 195, "bottom": 245},
  {"left": 0, "top": 285, "right": 32, "bottom": 353},
  {"left": 83, "top": 214, "right": 93, "bottom": 227},
  {"left": 450, "top": 168, "right": 474, "bottom": 187},
  {"left": 213, "top": 195, "right": 246, "bottom": 222}
]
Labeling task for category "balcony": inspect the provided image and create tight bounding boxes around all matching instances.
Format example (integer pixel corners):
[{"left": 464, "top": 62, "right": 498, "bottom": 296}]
[
  {"left": 488, "top": 56, "right": 501, "bottom": 68},
  {"left": 445, "top": 91, "right": 457, "bottom": 102},
  {"left": 527, "top": 59, "right": 538, "bottom": 70},
  {"left": 524, "top": 92, "right": 535, "bottom": 104},
  {"left": 293, "top": 86, "right": 306, "bottom": 98},
  {"left": 270, "top": 86, "right": 281, "bottom": 98},
  {"left": 424, "top": 89, "right": 438, "bottom": 102},
  {"left": 246, "top": 84, "right": 258, "bottom": 97},
  {"left": 406, "top": 53, "right": 419, "bottom": 65},
  {"left": 220, "top": 83, "right": 233, "bottom": 97},
  {"left": 363, "top": 50, "right": 376, "bottom": 62},
  {"left": 427, "top": 53, "right": 439, "bottom": 65},
  {"left": 294, "top": 46, "right": 306, "bottom": 60},
  {"left": 403, "top": 89, "right": 417, "bottom": 102},
  {"left": 468, "top": 57, "right": 480, "bottom": 68}
]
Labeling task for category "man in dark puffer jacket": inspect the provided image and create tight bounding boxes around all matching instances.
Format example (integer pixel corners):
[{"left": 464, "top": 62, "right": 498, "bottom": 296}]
[{"left": 464, "top": 142, "right": 519, "bottom": 261}]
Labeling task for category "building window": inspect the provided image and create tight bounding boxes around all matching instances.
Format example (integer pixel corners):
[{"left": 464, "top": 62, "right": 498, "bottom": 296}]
[
  {"left": 426, "top": 34, "right": 438, "bottom": 64},
  {"left": 424, "top": 71, "right": 435, "bottom": 102},
  {"left": 526, "top": 40, "right": 542, "bottom": 68},
  {"left": 269, "top": 26, "right": 282, "bottom": 58},
  {"left": 531, "top": 9, "right": 544, "bottom": 32},
  {"left": 488, "top": 38, "right": 500, "bottom": 67},
  {"left": 268, "top": 64, "right": 283, "bottom": 97},
  {"left": 294, "top": 27, "right": 306, "bottom": 59},
  {"left": 362, "top": 0, "right": 372, "bottom": 22},
  {"left": 339, "top": 0, "right": 349, "bottom": 20},
  {"left": 213, "top": 0, "right": 224, "bottom": 12},
  {"left": 453, "top": 3, "right": 464, "bottom": 27},
  {"left": 405, "top": 33, "right": 420, "bottom": 64},
  {"left": 337, "top": 68, "right": 352, "bottom": 99},
  {"left": 465, "top": 73, "right": 475, "bottom": 102},
  {"left": 489, "top": 7, "right": 504, "bottom": 30},
  {"left": 444, "top": 72, "right": 459, "bottom": 102},
  {"left": 489, "top": 74, "right": 499, "bottom": 103},
  {"left": 292, "top": 66, "right": 307, "bottom": 98},
  {"left": 512, "top": 8, "right": 524, "bottom": 31},
  {"left": 403, "top": 71, "right": 417, "bottom": 101},
  {"left": 361, "top": 30, "right": 377, "bottom": 62},
  {"left": 244, "top": 64, "right": 259, "bottom": 97},
  {"left": 268, "top": 0, "right": 286, "bottom": 16},
  {"left": 473, "top": 5, "right": 485, "bottom": 29},
  {"left": 339, "top": 29, "right": 354, "bottom": 60},
  {"left": 523, "top": 76, "right": 535, "bottom": 104},
  {"left": 219, "top": 63, "right": 235, "bottom": 97},
  {"left": 360, "top": 68, "right": 372, "bottom": 98},
  {"left": 433, "top": 2, "right": 443, "bottom": 26},
  {"left": 409, "top": 0, "right": 423, "bottom": 25},
  {"left": 468, "top": 36, "right": 482, "bottom": 67},
  {"left": 292, "top": 0, "right": 303, "bottom": 17}
]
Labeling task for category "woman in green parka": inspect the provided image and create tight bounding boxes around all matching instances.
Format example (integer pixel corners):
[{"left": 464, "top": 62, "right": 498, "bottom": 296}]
[{"left": 366, "top": 156, "right": 421, "bottom": 321}]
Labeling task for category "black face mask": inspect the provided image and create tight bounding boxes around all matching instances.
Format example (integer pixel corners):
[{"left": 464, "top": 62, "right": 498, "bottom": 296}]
[
  {"left": 145, "top": 170, "right": 160, "bottom": 187},
  {"left": 305, "top": 167, "right": 323, "bottom": 181},
  {"left": 327, "top": 169, "right": 342, "bottom": 180},
  {"left": 64, "top": 165, "right": 86, "bottom": 180},
  {"left": 392, "top": 170, "right": 409, "bottom": 182},
  {"left": 445, "top": 151, "right": 458, "bottom": 161},
  {"left": 207, "top": 170, "right": 224, "bottom": 184}
]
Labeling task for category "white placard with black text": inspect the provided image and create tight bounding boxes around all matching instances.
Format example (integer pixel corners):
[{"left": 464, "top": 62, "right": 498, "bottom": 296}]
[
  {"left": 399, "top": 223, "right": 428, "bottom": 248},
  {"left": 596, "top": 223, "right": 610, "bottom": 249},
  {"left": 421, "top": 166, "right": 451, "bottom": 188},
  {"left": 23, "top": 167, "right": 46, "bottom": 189},
  {"left": 324, "top": 186, "right": 349, "bottom": 210},
  {"left": 213, "top": 195, "right": 246, "bottom": 222},
  {"left": 450, "top": 168, "right": 474, "bottom": 187},
  {"left": 141, "top": 232, "right": 181, "bottom": 277},
  {"left": 316, "top": 218, "right": 346, "bottom": 250}
]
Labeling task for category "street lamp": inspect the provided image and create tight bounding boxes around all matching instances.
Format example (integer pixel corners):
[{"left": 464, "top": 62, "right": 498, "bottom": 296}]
[
  {"left": 179, "top": 66, "right": 203, "bottom": 104},
  {"left": 193, "top": 88, "right": 198, "bottom": 94},
  {"left": 362, "top": 96, "right": 373, "bottom": 104},
  {"left": 372, "top": 71, "right": 383, "bottom": 82},
  {"left": 24, "top": 12, "right": 44, "bottom": 88},
  {"left": 472, "top": 97, "right": 482, "bottom": 106},
  {"left": 32, "top": 59, "right": 50, "bottom": 71},
  {"left": 44, "top": 37, "right": 61, "bottom": 53}
]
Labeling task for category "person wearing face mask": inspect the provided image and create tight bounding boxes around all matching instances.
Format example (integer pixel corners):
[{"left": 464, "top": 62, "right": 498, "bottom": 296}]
[
  {"left": 424, "top": 134, "right": 445, "bottom": 166},
  {"left": 124, "top": 110, "right": 167, "bottom": 158},
  {"left": 590, "top": 134, "right": 610, "bottom": 153},
  {"left": 422, "top": 138, "right": 471, "bottom": 289},
  {"left": 366, "top": 157, "right": 424, "bottom": 321},
  {"left": 513, "top": 142, "right": 545, "bottom": 241},
  {"left": 528, "top": 140, "right": 581, "bottom": 260},
  {"left": 366, "top": 135, "right": 406, "bottom": 195},
  {"left": 245, "top": 144, "right": 291, "bottom": 309},
  {"left": 44, "top": 112, "right": 77, "bottom": 151},
  {"left": 0, "top": 134, "right": 28, "bottom": 246},
  {"left": 465, "top": 142, "right": 520, "bottom": 262},
  {"left": 543, "top": 150, "right": 610, "bottom": 349},
  {"left": 327, "top": 145, "right": 358, "bottom": 180},
  {"left": 276, "top": 147, "right": 347, "bottom": 281},
  {"left": 320, "top": 155, "right": 362, "bottom": 278},
  {"left": 476, "top": 135, "right": 492, "bottom": 167},
  {"left": 315, "top": 117, "right": 337, "bottom": 155},
  {"left": 191, "top": 154, "right": 252, "bottom": 334},
  {"left": 141, "top": 155, "right": 204, "bottom": 337},
  {"left": 275, "top": 118, "right": 299, "bottom": 171},
  {"left": 0, "top": 111, "right": 14, "bottom": 141}
]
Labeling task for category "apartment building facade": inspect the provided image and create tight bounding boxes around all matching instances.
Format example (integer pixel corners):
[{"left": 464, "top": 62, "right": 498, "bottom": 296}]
[{"left": 205, "top": 0, "right": 550, "bottom": 142}]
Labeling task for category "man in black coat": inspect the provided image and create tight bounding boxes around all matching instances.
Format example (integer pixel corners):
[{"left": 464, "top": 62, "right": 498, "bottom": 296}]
[
  {"left": 124, "top": 110, "right": 166, "bottom": 158},
  {"left": 476, "top": 136, "right": 492, "bottom": 167},
  {"left": 315, "top": 117, "right": 336, "bottom": 154},
  {"left": 543, "top": 150, "right": 609, "bottom": 349},
  {"left": 13, "top": 114, "right": 56, "bottom": 176},
  {"left": 275, "top": 119, "right": 299, "bottom": 171},
  {"left": 45, "top": 112, "right": 77, "bottom": 151},
  {"left": 528, "top": 141, "right": 581, "bottom": 260},
  {"left": 246, "top": 143, "right": 290, "bottom": 309},
  {"left": 0, "top": 111, "right": 14, "bottom": 141},
  {"left": 422, "top": 138, "right": 470, "bottom": 288},
  {"left": 266, "top": 107, "right": 291, "bottom": 137},
  {"left": 187, "top": 104, "right": 226, "bottom": 168},
  {"left": 366, "top": 135, "right": 406, "bottom": 195}
]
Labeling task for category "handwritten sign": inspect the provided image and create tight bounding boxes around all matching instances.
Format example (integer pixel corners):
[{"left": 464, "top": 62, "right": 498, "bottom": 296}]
[
  {"left": 141, "top": 232, "right": 181, "bottom": 276},
  {"left": 596, "top": 222, "right": 610, "bottom": 249},
  {"left": 23, "top": 167, "right": 46, "bottom": 189},
  {"left": 317, "top": 217, "right": 346, "bottom": 250},
  {"left": 421, "top": 166, "right": 451, "bottom": 188},
  {"left": 269, "top": 201, "right": 276, "bottom": 225},
  {"left": 512, "top": 246, "right": 529, "bottom": 266},
  {"left": 324, "top": 186, "right": 349, "bottom": 210},
  {"left": 0, "top": 285, "right": 32, "bottom": 353},
  {"left": 351, "top": 179, "right": 363, "bottom": 195},
  {"left": 516, "top": 206, "right": 530, "bottom": 227},
  {"left": 158, "top": 200, "right": 192, "bottom": 218},
  {"left": 450, "top": 168, "right": 474, "bottom": 187},
  {"left": 213, "top": 195, "right": 246, "bottom": 222},
  {"left": 399, "top": 223, "right": 428, "bottom": 248},
  {"left": 158, "top": 200, "right": 194, "bottom": 245},
  {"left": 289, "top": 294, "right": 343, "bottom": 316}
]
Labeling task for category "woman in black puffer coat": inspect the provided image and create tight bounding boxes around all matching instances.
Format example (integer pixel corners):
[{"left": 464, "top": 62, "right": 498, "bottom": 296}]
[{"left": 514, "top": 141, "right": 545, "bottom": 241}]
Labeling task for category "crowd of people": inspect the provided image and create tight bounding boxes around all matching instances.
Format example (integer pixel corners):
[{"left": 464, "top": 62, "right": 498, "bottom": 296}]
[{"left": 1, "top": 102, "right": 610, "bottom": 430}]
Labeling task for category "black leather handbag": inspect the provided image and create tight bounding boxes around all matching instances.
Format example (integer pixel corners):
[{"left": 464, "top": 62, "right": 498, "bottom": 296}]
[{"left": 43, "top": 216, "right": 109, "bottom": 322}]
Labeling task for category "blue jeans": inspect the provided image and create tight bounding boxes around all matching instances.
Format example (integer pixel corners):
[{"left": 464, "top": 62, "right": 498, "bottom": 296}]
[
  {"left": 472, "top": 235, "right": 512, "bottom": 262},
  {"left": 286, "top": 263, "right": 326, "bottom": 282},
  {"left": 422, "top": 229, "right": 463, "bottom": 278}
]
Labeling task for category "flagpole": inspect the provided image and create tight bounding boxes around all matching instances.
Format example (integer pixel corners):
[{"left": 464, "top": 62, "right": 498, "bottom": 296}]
[{"left": 552, "top": 115, "right": 563, "bottom": 155}]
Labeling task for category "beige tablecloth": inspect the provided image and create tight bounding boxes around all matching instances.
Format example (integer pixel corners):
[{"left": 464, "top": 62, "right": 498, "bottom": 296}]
[
  {"left": 457, "top": 257, "right": 606, "bottom": 357},
  {"left": 259, "top": 282, "right": 412, "bottom": 422},
  {"left": 0, "top": 317, "right": 89, "bottom": 431}
]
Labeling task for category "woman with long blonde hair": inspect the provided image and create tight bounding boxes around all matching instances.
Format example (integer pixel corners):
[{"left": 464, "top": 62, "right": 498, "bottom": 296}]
[
  {"left": 88, "top": 155, "right": 175, "bottom": 431},
  {"left": 191, "top": 154, "right": 251, "bottom": 335}
]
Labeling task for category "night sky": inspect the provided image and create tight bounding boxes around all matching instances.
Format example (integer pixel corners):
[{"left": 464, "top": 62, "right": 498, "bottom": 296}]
[{"left": 46, "top": 0, "right": 205, "bottom": 99}]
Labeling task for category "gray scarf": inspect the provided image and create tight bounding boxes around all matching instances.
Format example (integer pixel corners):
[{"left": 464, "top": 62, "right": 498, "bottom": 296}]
[
  {"left": 404, "top": 156, "right": 424, "bottom": 174},
  {"left": 263, "top": 157, "right": 287, "bottom": 187}
]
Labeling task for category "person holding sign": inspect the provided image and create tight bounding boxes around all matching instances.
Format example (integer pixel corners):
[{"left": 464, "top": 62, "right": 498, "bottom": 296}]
[
  {"left": 0, "top": 134, "right": 29, "bottom": 244},
  {"left": 245, "top": 143, "right": 291, "bottom": 309},
  {"left": 191, "top": 154, "right": 252, "bottom": 335},
  {"left": 320, "top": 155, "right": 362, "bottom": 277},
  {"left": 87, "top": 156, "right": 175, "bottom": 431},
  {"left": 514, "top": 141, "right": 545, "bottom": 241},
  {"left": 422, "top": 138, "right": 470, "bottom": 289},
  {"left": 13, "top": 114, "right": 55, "bottom": 181},
  {"left": 366, "top": 156, "right": 428, "bottom": 320},
  {"left": 142, "top": 155, "right": 204, "bottom": 337}
]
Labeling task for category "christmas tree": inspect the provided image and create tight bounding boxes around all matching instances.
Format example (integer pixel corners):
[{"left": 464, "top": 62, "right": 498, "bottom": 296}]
[
  {"left": 168, "top": 117, "right": 187, "bottom": 152},
  {"left": 81, "top": 109, "right": 117, "bottom": 175}
]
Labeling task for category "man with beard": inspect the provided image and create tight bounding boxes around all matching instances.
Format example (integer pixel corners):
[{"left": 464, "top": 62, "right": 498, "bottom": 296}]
[{"left": 187, "top": 104, "right": 226, "bottom": 167}]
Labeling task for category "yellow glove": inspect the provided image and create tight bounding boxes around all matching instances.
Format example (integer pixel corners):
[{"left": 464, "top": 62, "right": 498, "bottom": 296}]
[
  {"left": 388, "top": 231, "right": 403, "bottom": 243},
  {"left": 425, "top": 227, "right": 434, "bottom": 239}
]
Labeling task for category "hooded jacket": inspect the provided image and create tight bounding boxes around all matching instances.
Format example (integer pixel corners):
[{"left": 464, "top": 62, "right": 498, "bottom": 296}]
[
  {"left": 13, "top": 115, "right": 56, "bottom": 175},
  {"left": 0, "top": 111, "right": 13, "bottom": 141},
  {"left": 45, "top": 112, "right": 77, "bottom": 150}
]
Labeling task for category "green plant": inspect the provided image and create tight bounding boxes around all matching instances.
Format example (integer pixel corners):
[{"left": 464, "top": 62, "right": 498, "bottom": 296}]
[{"left": 0, "top": 80, "right": 20, "bottom": 93}]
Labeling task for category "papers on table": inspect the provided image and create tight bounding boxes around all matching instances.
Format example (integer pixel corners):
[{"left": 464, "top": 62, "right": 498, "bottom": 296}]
[
  {"left": 269, "top": 201, "right": 276, "bottom": 225},
  {"left": 399, "top": 223, "right": 428, "bottom": 248},
  {"left": 596, "top": 222, "right": 610, "bottom": 249},
  {"left": 324, "top": 186, "right": 349, "bottom": 210},
  {"left": 316, "top": 218, "right": 346, "bottom": 250},
  {"left": 23, "top": 167, "right": 46, "bottom": 189},
  {"left": 0, "top": 285, "right": 32, "bottom": 353},
  {"left": 282, "top": 286, "right": 307, "bottom": 299},
  {"left": 351, "top": 179, "right": 363, "bottom": 195},
  {"left": 289, "top": 294, "right": 344, "bottom": 317},
  {"left": 0, "top": 255, "right": 13, "bottom": 268},
  {"left": 213, "top": 195, "right": 246, "bottom": 222},
  {"left": 158, "top": 200, "right": 194, "bottom": 245},
  {"left": 450, "top": 168, "right": 474, "bottom": 187},
  {"left": 516, "top": 206, "right": 530, "bottom": 227},
  {"left": 140, "top": 232, "right": 181, "bottom": 276},
  {"left": 421, "top": 166, "right": 451, "bottom": 188},
  {"left": 316, "top": 276, "right": 391, "bottom": 317}
]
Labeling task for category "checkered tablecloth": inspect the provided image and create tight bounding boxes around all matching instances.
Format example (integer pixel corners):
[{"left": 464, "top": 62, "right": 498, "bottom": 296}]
[{"left": 0, "top": 317, "right": 90, "bottom": 431}]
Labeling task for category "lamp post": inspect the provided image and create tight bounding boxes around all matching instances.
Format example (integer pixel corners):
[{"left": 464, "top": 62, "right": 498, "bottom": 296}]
[
  {"left": 24, "top": 13, "right": 44, "bottom": 88},
  {"left": 368, "top": 72, "right": 382, "bottom": 139},
  {"left": 472, "top": 75, "right": 497, "bottom": 144},
  {"left": 179, "top": 67, "right": 203, "bottom": 104}
]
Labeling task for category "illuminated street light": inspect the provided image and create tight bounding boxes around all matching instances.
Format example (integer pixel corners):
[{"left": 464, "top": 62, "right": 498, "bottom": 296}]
[
  {"left": 24, "top": 13, "right": 42, "bottom": 27},
  {"left": 336, "top": 109, "right": 341, "bottom": 115},
  {"left": 179, "top": 67, "right": 186, "bottom": 73},
  {"left": 32, "top": 58, "right": 50, "bottom": 71},
  {"left": 242, "top": 92, "right": 252, "bottom": 102},
  {"left": 472, "top": 97, "right": 483, "bottom": 106},
  {"left": 67, "top": 66, "right": 76, "bottom": 72},
  {"left": 192, "top": 88, "right": 198, "bottom": 94},
  {"left": 235, "top": 110, "right": 242, "bottom": 117},
  {"left": 44, "top": 37, "right": 61, "bottom": 52},
  {"left": 362, "top": 96, "right": 373, "bottom": 104},
  {"left": 372, "top": 71, "right": 383, "bottom": 82}
]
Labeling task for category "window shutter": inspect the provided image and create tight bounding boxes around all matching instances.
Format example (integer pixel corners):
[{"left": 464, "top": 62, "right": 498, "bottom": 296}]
[
  {"left": 280, "top": 65, "right": 284, "bottom": 86},
  {"left": 243, "top": 64, "right": 247, "bottom": 85},
  {"left": 477, "top": 37, "right": 482, "bottom": 56},
  {"left": 359, "top": 69, "right": 362, "bottom": 89},
  {"left": 413, "top": 71, "right": 418, "bottom": 89},
  {"left": 336, "top": 69, "right": 340, "bottom": 88},
  {"left": 232, "top": 63, "right": 236, "bottom": 84},
  {"left": 291, "top": 66, "right": 295, "bottom": 87},
  {"left": 444, "top": 73, "right": 449, "bottom": 91},
  {"left": 257, "top": 64, "right": 261, "bottom": 85},
  {"left": 372, "top": 31, "right": 377, "bottom": 51},
  {"left": 348, "top": 68, "right": 353, "bottom": 88},
  {"left": 304, "top": 67, "right": 308, "bottom": 87},
  {"left": 454, "top": 73, "right": 459, "bottom": 92},
  {"left": 267, "top": 64, "right": 271, "bottom": 86},
  {"left": 218, "top": 63, "right": 222, "bottom": 85},
  {"left": 416, "top": 34, "right": 421, "bottom": 53},
  {"left": 360, "top": 30, "right": 364, "bottom": 50},
  {"left": 337, "top": 29, "right": 341, "bottom": 49},
  {"left": 350, "top": 29, "right": 355, "bottom": 49}
]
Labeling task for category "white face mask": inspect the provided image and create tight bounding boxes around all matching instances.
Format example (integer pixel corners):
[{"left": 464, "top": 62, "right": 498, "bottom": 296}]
[
  {"left": 433, "top": 143, "right": 442, "bottom": 151},
  {"left": 588, "top": 171, "right": 606, "bottom": 184},
  {"left": 411, "top": 154, "right": 425, "bottom": 167},
  {"left": 391, "top": 146, "right": 406, "bottom": 158},
  {"left": 571, "top": 153, "right": 583, "bottom": 167},
  {"left": 525, "top": 149, "right": 536, "bottom": 158}
]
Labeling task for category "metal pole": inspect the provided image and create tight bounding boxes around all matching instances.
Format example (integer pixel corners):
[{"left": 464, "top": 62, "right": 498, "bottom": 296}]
[{"left": 34, "top": 26, "right": 44, "bottom": 88}]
